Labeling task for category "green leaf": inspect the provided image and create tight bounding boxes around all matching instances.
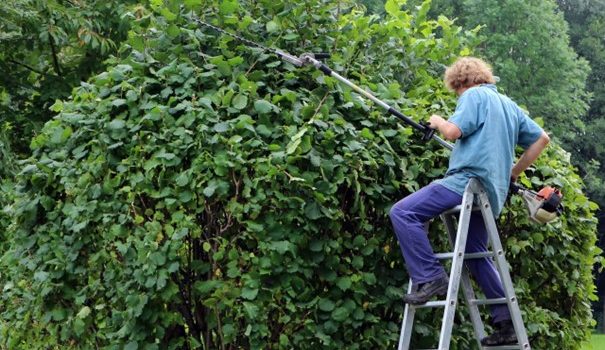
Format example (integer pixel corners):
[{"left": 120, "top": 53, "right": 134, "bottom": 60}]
[
  {"left": 160, "top": 8, "right": 177, "bottom": 22},
  {"left": 304, "top": 202, "right": 322, "bottom": 220},
  {"left": 219, "top": 0, "right": 238, "bottom": 15},
  {"left": 150, "top": 0, "right": 162, "bottom": 10},
  {"left": 175, "top": 172, "right": 190, "bottom": 187},
  {"left": 279, "top": 334, "right": 289, "bottom": 346},
  {"left": 286, "top": 127, "right": 308, "bottom": 155},
  {"left": 385, "top": 0, "right": 404, "bottom": 16},
  {"left": 76, "top": 306, "right": 91, "bottom": 319},
  {"left": 195, "top": 280, "right": 221, "bottom": 295},
  {"left": 232, "top": 94, "right": 248, "bottom": 110},
  {"left": 203, "top": 183, "right": 217, "bottom": 197},
  {"left": 243, "top": 301, "right": 259, "bottom": 319},
  {"left": 353, "top": 235, "right": 365, "bottom": 247},
  {"left": 283, "top": 33, "right": 298, "bottom": 40},
  {"left": 360, "top": 127, "right": 374, "bottom": 140},
  {"left": 124, "top": 341, "right": 138, "bottom": 350},
  {"left": 50, "top": 308, "right": 67, "bottom": 321},
  {"left": 286, "top": 137, "right": 302, "bottom": 155},
  {"left": 213, "top": 122, "right": 229, "bottom": 133},
  {"left": 241, "top": 287, "right": 259, "bottom": 300},
  {"left": 268, "top": 240, "right": 293, "bottom": 254},
  {"left": 363, "top": 272, "right": 377, "bottom": 285},
  {"left": 254, "top": 99, "right": 273, "bottom": 114},
  {"left": 144, "top": 158, "right": 160, "bottom": 171},
  {"left": 111, "top": 99, "right": 126, "bottom": 107},
  {"left": 228, "top": 56, "right": 244, "bottom": 66},
  {"left": 149, "top": 252, "right": 166, "bottom": 266},
  {"left": 319, "top": 298, "right": 335, "bottom": 311},
  {"left": 167, "top": 24, "right": 181, "bottom": 38},
  {"left": 34, "top": 271, "right": 49, "bottom": 282},
  {"left": 184, "top": 0, "right": 202, "bottom": 10},
  {"left": 266, "top": 20, "right": 279, "bottom": 33},
  {"left": 256, "top": 124, "right": 272, "bottom": 137},
  {"left": 309, "top": 240, "right": 323, "bottom": 252},
  {"left": 50, "top": 100, "right": 63, "bottom": 112},
  {"left": 336, "top": 277, "right": 352, "bottom": 291},
  {"left": 126, "top": 90, "right": 138, "bottom": 102},
  {"left": 331, "top": 306, "right": 350, "bottom": 321},
  {"left": 108, "top": 120, "right": 126, "bottom": 130},
  {"left": 73, "top": 318, "right": 86, "bottom": 336}
]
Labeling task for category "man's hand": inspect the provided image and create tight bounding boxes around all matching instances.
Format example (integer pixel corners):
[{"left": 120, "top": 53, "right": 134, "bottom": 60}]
[
  {"left": 427, "top": 114, "right": 462, "bottom": 141},
  {"left": 428, "top": 114, "right": 445, "bottom": 129}
]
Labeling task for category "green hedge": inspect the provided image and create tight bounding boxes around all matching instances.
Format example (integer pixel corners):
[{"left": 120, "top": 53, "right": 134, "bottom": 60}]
[{"left": 0, "top": 0, "right": 600, "bottom": 349}]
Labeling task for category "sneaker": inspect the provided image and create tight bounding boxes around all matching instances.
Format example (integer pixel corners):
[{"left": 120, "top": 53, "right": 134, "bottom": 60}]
[
  {"left": 480, "top": 320, "right": 518, "bottom": 346},
  {"left": 403, "top": 276, "right": 449, "bottom": 305}
]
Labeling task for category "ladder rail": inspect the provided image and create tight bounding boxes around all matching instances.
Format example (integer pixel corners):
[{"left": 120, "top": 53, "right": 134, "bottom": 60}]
[
  {"left": 442, "top": 214, "right": 486, "bottom": 349},
  {"left": 398, "top": 282, "right": 417, "bottom": 350},
  {"left": 474, "top": 187, "right": 531, "bottom": 350},
  {"left": 438, "top": 190, "right": 475, "bottom": 349}
]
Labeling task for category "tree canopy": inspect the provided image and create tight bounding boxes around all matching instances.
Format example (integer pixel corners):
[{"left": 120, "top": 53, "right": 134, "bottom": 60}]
[
  {"left": 0, "top": 0, "right": 138, "bottom": 156},
  {"left": 556, "top": 0, "right": 605, "bottom": 209}
]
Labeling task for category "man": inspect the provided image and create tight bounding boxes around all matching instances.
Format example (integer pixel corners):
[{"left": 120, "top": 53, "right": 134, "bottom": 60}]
[{"left": 389, "top": 57, "right": 550, "bottom": 346}]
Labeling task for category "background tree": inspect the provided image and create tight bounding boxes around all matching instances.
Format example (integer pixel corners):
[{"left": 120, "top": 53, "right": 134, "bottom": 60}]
[
  {"left": 554, "top": 0, "right": 605, "bottom": 208},
  {"left": 0, "top": 0, "right": 140, "bottom": 157},
  {"left": 556, "top": 0, "right": 605, "bottom": 331}
]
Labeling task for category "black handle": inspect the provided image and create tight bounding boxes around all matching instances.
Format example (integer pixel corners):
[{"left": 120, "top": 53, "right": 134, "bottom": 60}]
[
  {"left": 313, "top": 53, "right": 331, "bottom": 59},
  {"left": 509, "top": 181, "right": 521, "bottom": 194},
  {"left": 420, "top": 122, "right": 436, "bottom": 142}
]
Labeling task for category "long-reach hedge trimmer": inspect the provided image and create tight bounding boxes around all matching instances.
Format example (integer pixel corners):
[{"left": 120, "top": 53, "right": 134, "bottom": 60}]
[{"left": 192, "top": 15, "right": 563, "bottom": 224}]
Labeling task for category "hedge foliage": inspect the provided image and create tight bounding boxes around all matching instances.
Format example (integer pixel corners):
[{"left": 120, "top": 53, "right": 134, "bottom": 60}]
[{"left": 0, "top": 0, "right": 600, "bottom": 349}]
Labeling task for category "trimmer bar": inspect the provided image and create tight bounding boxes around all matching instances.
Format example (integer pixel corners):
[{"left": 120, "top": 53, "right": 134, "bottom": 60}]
[
  {"left": 192, "top": 15, "right": 564, "bottom": 223},
  {"left": 510, "top": 183, "right": 563, "bottom": 223}
]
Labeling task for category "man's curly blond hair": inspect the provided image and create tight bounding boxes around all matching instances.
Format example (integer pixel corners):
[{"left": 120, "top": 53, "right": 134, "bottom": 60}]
[{"left": 444, "top": 57, "right": 496, "bottom": 91}]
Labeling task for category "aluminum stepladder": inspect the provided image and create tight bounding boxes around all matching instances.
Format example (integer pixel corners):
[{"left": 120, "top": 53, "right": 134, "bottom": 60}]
[{"left": 397, "top": 179, "right": 531, "bottom": 350}]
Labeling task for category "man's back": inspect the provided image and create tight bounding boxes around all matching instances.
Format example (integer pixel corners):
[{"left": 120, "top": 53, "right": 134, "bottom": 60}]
[{"left": 437, "top": 84, "right": 543, "bottom": 215}]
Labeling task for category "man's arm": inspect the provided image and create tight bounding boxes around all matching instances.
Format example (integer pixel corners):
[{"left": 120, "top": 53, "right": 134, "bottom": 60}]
[
  {"left": 428, "top": 114, "right": 462, "bottom": 141},
  {"left": 511, "top": 131, "right": 550, "bottom": 181}
]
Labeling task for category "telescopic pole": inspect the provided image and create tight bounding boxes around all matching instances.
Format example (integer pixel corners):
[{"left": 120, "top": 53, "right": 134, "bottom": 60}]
[{"left": 298, "top": 54, "right": 453, "bottom": 150}]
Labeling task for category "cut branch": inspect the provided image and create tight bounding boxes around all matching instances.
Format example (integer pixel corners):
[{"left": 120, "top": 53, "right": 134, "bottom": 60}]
[
  {"left": 7, "top": 59, "right": 46, "bottom": 76},
  {"left": 49, "top": 34, "right": 63, "bottom": 76}
]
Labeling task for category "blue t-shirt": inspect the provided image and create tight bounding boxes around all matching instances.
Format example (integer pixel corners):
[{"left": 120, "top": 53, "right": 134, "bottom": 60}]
[{"left": 435, "top": 84, "right": 543, "bottom": 216}]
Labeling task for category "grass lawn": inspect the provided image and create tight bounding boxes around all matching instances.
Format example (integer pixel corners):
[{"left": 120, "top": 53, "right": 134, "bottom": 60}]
[{"left": 582, "top": 333, "right": 605, "bottom": 350}]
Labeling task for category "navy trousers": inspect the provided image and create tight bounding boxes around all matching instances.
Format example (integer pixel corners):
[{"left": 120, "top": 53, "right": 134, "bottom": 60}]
[{"left": 389, "top": 182, "right": 511, "bottom": 323}]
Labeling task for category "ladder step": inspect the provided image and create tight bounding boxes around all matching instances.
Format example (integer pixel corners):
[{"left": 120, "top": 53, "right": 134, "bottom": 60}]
[
  {"left": 470, "top": 297, "right": 508, "bottom": 305},
  {"left": 412, "top": 300, "right": 449, "bottom": 309},
  {"left": 442, "top": 204, "right": 481, "bottom": 215},
  {"left": 435, "top": 251, "right": 494, "bottom": 260}
]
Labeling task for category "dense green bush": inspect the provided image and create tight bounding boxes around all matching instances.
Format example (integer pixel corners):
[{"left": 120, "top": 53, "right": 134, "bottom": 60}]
[{"left": 0, "top": 0, "right": 599, "bottom": 349}]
